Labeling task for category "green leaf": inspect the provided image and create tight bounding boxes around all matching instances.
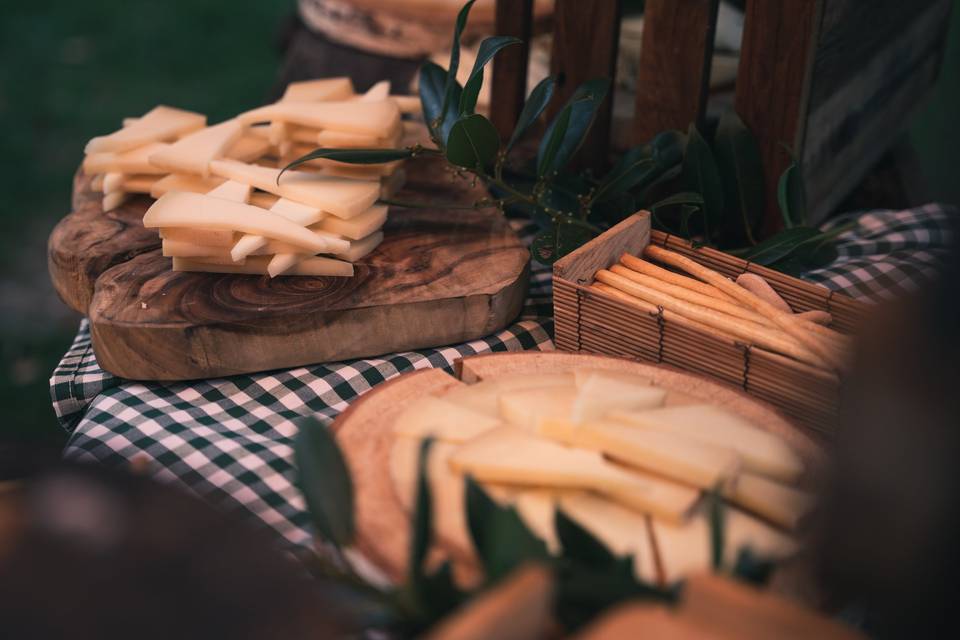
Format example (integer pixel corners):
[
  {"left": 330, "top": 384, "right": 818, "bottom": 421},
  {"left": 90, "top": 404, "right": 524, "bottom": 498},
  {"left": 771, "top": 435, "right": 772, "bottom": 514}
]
[
  {"left": 778, "top": 161, "right": 807, "bottom": 228},
  {"left": 681, "top": 123, "right": 724, "bottom": 243},
  {"left": 536, "top": 78, "right": 611, "bottom": 177},
  {"left": 530, "top": 221, "right": 596, "bottom": 265},
  {"left": 648, "top": 191, "right": 704, "bottom": 212},
  {"left": 445, "top": 114, "right": 500, "bottom": 169},
  {"left": 409, "top": 438, "right": 434, "bottom": 584},
  {"left": 708, "top": 487, "right": 725, "bottom": 572},
  {"left": 732, "top": 226, "right": 821, "bottom": 265},
  {"left": 768, "top": 236, "right": 839, "bottom": 276},
  {"left": 419, "top": 61, "right": 464, "bottom": 145},
  {"left": 507, "top": 76, "right": 556, "bottom": 151},
  {"left": 293, "top": 416, "right": 354, "bottom": 547},
  {"left": 465, "top": 476, "right": 549, "bottom": 583},
  {"left": 714, "top": 110, "right": 764, "bottom": 244},
  {"left": 555, "top": 509, "right": 618, "bottom": 566},
  {"left": 440, "top": 0, "right": 477, "bottom": 127},
  {"left": 280, "top": 147, "right": 414, "bottom": 176},
  {"left": 459, "top": 36, "right": 523, "bottom": 115},
  {"left": 592, "top": 145, "right": 656, "bottom": 202},
  {"left": 732, "top": 546, "right": 776, "bottom": 586}
]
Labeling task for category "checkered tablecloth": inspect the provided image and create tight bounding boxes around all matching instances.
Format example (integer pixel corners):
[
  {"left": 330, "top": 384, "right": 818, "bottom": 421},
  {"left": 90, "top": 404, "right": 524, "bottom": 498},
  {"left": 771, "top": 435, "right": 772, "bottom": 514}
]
[{"left": 50, "top": 204, "right": 955, "bottom": 548}]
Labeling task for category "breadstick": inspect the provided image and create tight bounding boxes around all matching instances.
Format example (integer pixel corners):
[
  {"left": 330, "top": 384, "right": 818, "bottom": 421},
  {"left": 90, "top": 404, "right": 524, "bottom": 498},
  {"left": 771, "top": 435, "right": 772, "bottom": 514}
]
[
  {"left": 595, "top": 270, "right": 827, "bottom": 368},
  {"left": 736, "top": 273, "right": 792, "bottom": 313},
  {"left": 644, "top": 245, "right": 848, "bottom": 372},
  {"left": 620, "top": 254, "right": 737, "bottom": 303}
]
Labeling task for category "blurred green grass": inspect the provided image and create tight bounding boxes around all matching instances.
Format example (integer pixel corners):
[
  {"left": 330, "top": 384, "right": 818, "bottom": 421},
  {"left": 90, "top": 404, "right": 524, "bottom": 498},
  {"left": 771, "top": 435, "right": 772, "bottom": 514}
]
[{"left": 0, "top": 0, "right": 291, "bottom": 444}]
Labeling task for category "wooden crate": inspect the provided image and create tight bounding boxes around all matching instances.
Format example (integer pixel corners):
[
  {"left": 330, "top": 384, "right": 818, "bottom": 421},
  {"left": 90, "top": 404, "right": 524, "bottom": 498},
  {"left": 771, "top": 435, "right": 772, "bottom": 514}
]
[{"left": 553, "top": 212, "right": 868, "bottom": 436}]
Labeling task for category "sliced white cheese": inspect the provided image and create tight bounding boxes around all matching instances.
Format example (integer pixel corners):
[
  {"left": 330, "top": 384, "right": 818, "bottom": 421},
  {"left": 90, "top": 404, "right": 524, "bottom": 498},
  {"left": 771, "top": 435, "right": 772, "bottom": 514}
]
[
  {"left": 334, "top": 230, "right": 383, "bottom": 261},
  {"left": 652, "top": 505, "right": 797, "bottom": 584},
  {"left": 448, "top": 427, "right": 699, "bottom": 522},
  {"left": 499, "top": 387, "right": 577, "bottom": 430},
  {"left": 248, "top": 191, "right": 280, "bottom": 209},
  {"left": 267, "top": 253, "right": 304, "bottom": 277},
  {"left": 209, "top": 159, "right": 379, "bottom": 219},
  {"left": 160, "top": 227, "right": 236, "bottom": 247},
  {"left": 143, "top": 191, "right": 334, "bottom": 254},
  {"left": 226, "top": 134, "right": 272, "bottom": 163},
  {"left": 206, "top": 179, "right": 253, "bottom": 203},
  {"left": 102, "top": 191, "right": 128, "bottom": 211},
  {"left": 280, "top": 77, "right": 355, "bottom": 103},
  {"left": 83, "top": 141, "right": 172, "bottom": 175},
  {"left": 163, "top": 238, "right": 231, "bottom": 259},
  {"left": 358, "top": 80, "right": 391, "bottom": 102},
  {"left": 608, "top": 405, "right": 803, "bottom": 482},
  {"left": 570, "top": 372, "right": 666, "bottom": 423},
  {"left": 729, "top": 473, "right": 814, "bottom": 530},
  {"left": 102, "top": 172, "right": 125, "bottom": 194},
  {"left": 150, "top": 173, "right": 225, "bottom": 198},
  {"left": 392, "top": 95, "right": 422, "bottom": 114},
  {"left": 172, "top": 255, "right": 353, "bottom": 277},
  {"left": 442, "top": 374, "right": 575, "bottom": 419},
  {"left": 230, "top": 198, "right": 333, "bottom": 262},
  {"left": 237, "top": 100, "right": 401, "bottom": 138},
  {"left": 85, "top": 105, "right": 206, "bottom": 154},
  {"left": 148, "top": 119, "right": 243, "bottom": 176},
  {"left": 314, "top": 204, "right": 387, "bottom": 240},
  {"left": 393, "top": 395, "right": 501, "bottom": 442},
  {"left": 90, "top": 174, "right": 105, "bottom": 192},
  {"left": 118, "top": 174, "right": 161, "bottom": 194},
  {"left": 316, "top": 129, "right": 400, "bottom": 149}
]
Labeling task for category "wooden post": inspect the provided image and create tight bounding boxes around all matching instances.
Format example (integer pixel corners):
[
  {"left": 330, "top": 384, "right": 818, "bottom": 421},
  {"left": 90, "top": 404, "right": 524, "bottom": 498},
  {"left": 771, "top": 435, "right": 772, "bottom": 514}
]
[
  {"left": 549, "top": 0, "right": 622, "bottom": 170},
  {"left": 735, "top": 0, "right": 823, "bottom": 236},
  {"left": 633, "top": 0, "right": 719, "bottom": 145},
  {"left": 490, "top": 0, "right": 534, "bottom": 140}
]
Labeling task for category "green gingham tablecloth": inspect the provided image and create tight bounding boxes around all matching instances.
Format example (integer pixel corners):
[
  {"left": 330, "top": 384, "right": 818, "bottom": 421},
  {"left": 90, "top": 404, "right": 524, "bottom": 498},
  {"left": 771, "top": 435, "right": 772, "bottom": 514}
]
[{"left": 50, "top": 205, "right": 955, "bottom": 548}]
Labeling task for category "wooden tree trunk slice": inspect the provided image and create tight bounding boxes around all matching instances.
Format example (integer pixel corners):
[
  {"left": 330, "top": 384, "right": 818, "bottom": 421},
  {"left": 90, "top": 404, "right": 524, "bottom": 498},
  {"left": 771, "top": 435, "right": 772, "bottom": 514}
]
[{"left": 332, "top": 351, "right": 823, "bottom": 589}]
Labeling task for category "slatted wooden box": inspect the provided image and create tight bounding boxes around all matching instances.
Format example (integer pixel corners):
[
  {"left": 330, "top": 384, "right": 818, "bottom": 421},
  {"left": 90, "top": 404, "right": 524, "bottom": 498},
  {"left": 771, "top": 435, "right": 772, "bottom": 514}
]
[{"left": 553, "top": 212, "right": 867, "bottom": 436}]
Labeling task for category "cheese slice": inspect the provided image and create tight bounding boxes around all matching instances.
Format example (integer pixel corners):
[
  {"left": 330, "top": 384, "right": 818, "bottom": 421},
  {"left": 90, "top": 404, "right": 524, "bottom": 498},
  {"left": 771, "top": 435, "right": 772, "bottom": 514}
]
[
  {"left": 226, "top": 134, "right": 272, "bottom": 163},
  {"left": 729, "top": 473, "right": 814, "bottom": 530},
  {"left": 237, "top": 100, "right": 401, "bottom": 138},
  {"left": 358, "top": 80, "right": 391, "bottom": 102},
  {"left": 558, "top": 492, "right": 658, "bottom": 583},
  {"left": 608, "top": 405, "right": 803, "bottom": 482},
  {"left": 393, "top": 395, "right": 501, "bottom": 442},
  {"left": 206, "top": 179, "right": 252, "bottom": 203},
  {"left": 562, "top": 421, "right": 741, "bottom": 490},
  {"left": 499, "top": 387, "right": 577, "bottom": 430},
  {"left": 172, "top": 255, "right": 353, "bottom": 277},
  {"left": 261, "top": 230, "right": 382, "bottom": 270},
  {"left": 102, "top": 172, "right": 125, "bottom": 194},
  {"left": 316, "top": 129, "right": 400, "bottom": 149},
  {"left": 448, "top": 427, "right": 698, "bottom": 522},
  {"left": 160, "top": 227, "right": 237, "bottom": 247},
  {"left": 209, "top": 159, "right": 379, "bottom": 219},
  {"left": 118, "top": 174, "right": 161, "bottom": 194},
  {"left": 334, "top": 230, "right": 383, "bottom": 261},
  {"left": 249, "top": 191, "right": 280, "bottom": 209},
  {"left": 280, "top": 77, "right": 355, "bottom": 103},
  {"left": 442, "top": 374, "right": 575, "bottom": 419},
  {"left": 102, "top": 191, "right": 128, "bottom": 211},
  {"left": 83, "top": 141, "right": 172, "bottom": 175},
  {"left": 90, "top": 174, "right": 105, "bottom": 192},
  {"left": 144, "top": 192, "right": 334, "bottom": 253},
  {"left": 392, "top": 95, "right": 422, "bottom": 114},
  {"left": 230, "top": 198, "right": 332, "bottom": 262},
  {"left": 570, "top": 373, "right": 666, "bottom": 423},
  {"left": 652, "top": 506, "right": 797, "bottom": 584},
  {"left": 85, "top": 105, "right": 206, "bottom": 153},
  {"left": 148, "top": 119, "right": 243, "bottom": 176},
  {"left": 314, "top": 204, "right": 387, "bottom": 239},
  {"left": 150, "top": 173, "right": 225, "bottom": 198},
  {"left": 163, "top": 238, "right": 231, "bottom": 259},
  {"left": 267, "top": 253, "right": 304, "bottom": 277}
]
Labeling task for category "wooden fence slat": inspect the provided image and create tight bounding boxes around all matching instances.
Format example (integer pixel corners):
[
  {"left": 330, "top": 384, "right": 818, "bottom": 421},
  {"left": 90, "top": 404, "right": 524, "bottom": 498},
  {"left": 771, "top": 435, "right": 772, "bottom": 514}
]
[
  {"left": 633, "top": 0, "right": 719, "bottom": 145},
  {"left": 491, "top": 0, "right": 534, "bottom": 140}
]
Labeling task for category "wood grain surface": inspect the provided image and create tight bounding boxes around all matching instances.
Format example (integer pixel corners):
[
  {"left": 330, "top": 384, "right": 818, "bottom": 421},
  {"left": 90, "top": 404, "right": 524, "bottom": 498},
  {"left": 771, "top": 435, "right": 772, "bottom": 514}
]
[
  {"left": 332, "top": 351, "right": 822, "bottom": 588},
  {"left": 48, "top": 158, "right": 530, "bottom": 380}
]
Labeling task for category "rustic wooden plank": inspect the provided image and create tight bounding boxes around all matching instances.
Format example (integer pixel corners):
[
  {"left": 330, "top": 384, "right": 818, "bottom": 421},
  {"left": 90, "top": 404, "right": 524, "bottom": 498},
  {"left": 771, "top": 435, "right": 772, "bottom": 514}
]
[
  {"left": 734, "top": 0, "right": 823, "bottom": 237},
  {"left": 490, "top": 0, "right": 534, "bottom": 140},
  {"left": 632, "top": 0, "right": 719, "bottom": 145},
  {"left": 553, "top": 212, "right": 651, "bottom": 285},
  {"left": 548, "top": 0, "right": 622, "bottom": 170}
]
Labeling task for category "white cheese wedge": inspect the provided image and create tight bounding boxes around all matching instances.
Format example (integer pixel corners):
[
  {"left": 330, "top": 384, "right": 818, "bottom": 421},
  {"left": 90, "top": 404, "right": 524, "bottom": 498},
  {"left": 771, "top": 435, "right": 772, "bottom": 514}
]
[
  {"left": 392, "top": 95, "right": 422, "bottom": 114},
  {"left": 334, "top": 230, "right": 383, "bottom": 261},
  {"left": 316, "top": 129, "right": 400, "bottom": 149},
  {"left": 570, "top": 373, "right": 666, "bottom": 423},
  {"left": 83, "top": 141, "right": 172, "bottom": 175},
  {"left": 286, "top": 125, "right": 322, "bottom": 145},
  {"left": 652, "top": 505, "right": 797, "bottom": 584},
  {"left": 499, "top": 387, "right": 577, "bottom": 430},
  {"left": 280, "top": 77, "right": 355, "bottom": 103},
  {"left": 226, "top": 134, "right": 272, "bottom": 163},
  {"left": 729, "top": 473, "right": 814, "bottom": 530},
  {"left": 358, "top": 80, "right": 391, "bottom": 102},
  {"left": 85, "top": 105, "right": 206, "bottom": 154},
  {"left": 150, "top": 173, "right": 225, "bottom": 198},
  {"left": 608, "top": 405, "right": 803, "bottom": 482},
  {"left": 119, "top": 175, "right": 161, "bottom": 194},
  {"left": 262, "top": 229, "right": 382, "bottom": 268},
  {"left": 206, "top": 179, "right": 252, "bottom": 203},
  {"left": 230, "top": 199, "right": 333, "bottom": 262},
  {"left": 267, "top": 253, "right": 302, "bottom": 277},
  {"left": 160, "top": 227, "right": 237, "bottom": 247},
  {"left": 90, "top": 174, "right": 105, "bottom": 192},
  {"left": 148, "top": 119, "right": 243, "bottom": 177},
  {"left": 248, "top": 191, "right": 280, "bottom": 209},
  {"left": 441, "top": 374, "right": 575, "bottom": 419},
  {"left": 102, "top": 191, "right": 128, "bottom": 211},
  {"left": 143, "top": 192, "right": 334, "bottom": 254},
  {"left": 448, "top": 427, "right": 699, "bottom": 522},
  {"left": 314, "top": 204, "right": 387, "bottom": 239},
  {"left": 209, "top": 159, "right": 379, "bottom": 219},
  {"left": 102, "top": 172, "right": 125, "bottom": 194},
  {"left": 393, "top": 395, "right": 501, "bottom": 442},
  {"left": 511, "top": 490, "right": 562, "bottom": 553},
  {"left": 173, "top": 254, "right": 242, "bottom": 267},
  {"left": 163, "top": 239, "right": 231, "bottom": 259},
  {"left": 558, "top": 492, "right": 659, "bottom": 583},
  {"left": 236, "top": 100, "right": 401, "bottom": 138},
  {"left": 172, "top": 255, "right": 353, "bottom": 277}
]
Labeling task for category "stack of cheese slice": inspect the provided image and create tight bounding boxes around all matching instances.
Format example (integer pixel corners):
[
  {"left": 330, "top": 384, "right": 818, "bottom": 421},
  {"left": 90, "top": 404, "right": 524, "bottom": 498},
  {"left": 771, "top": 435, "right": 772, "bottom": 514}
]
[
  {"left": 81, "top": 77, "right": 423, "bottom": 277},
  {"left": 389, "top": 368, "right": 813, "bottom": 585}
]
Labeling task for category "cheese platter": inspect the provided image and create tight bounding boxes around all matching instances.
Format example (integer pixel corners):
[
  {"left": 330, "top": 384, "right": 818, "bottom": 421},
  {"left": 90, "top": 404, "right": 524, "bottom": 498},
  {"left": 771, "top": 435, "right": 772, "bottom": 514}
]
[
  {"left": 331, "top": 351, "right": 822, "bottom": 589},
  {"left": 48, "top": 79, "right": 530, "bottom": 380}
]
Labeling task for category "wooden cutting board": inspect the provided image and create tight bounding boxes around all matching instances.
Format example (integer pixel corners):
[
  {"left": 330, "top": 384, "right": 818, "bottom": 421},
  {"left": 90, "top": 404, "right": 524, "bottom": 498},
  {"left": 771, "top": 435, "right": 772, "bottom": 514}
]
[
  {"left": 48, "top": 160, "right": 530, "bottom": 380},
  {"left": 331, "top": 352, "right": 823, "bottom": 588}
]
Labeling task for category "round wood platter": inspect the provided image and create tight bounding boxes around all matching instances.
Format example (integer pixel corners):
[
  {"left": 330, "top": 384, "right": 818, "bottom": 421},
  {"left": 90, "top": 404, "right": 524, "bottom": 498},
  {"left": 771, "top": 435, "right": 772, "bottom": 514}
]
[
  {"left": 331, "top": 351, "right": 823, "bottom": 587},
  {"left": 48, "top": 159, "right": 530, "bottom": 380}
]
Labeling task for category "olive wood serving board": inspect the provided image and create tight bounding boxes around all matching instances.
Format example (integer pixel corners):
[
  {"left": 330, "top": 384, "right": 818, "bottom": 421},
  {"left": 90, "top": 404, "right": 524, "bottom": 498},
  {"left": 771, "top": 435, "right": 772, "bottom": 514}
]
[
  {"left": 48, "top": 160, "right": 529, "bottom": 380},
  {"left": 331, "top": 351, "right": 822, "bottom": 588}
]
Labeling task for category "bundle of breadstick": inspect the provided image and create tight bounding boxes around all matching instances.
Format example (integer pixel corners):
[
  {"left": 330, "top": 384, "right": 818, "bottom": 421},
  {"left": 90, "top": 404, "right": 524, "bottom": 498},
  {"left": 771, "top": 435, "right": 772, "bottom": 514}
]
[{"left": 591, "top": 245, "right": 852, "bottom": 373}]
